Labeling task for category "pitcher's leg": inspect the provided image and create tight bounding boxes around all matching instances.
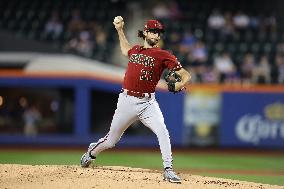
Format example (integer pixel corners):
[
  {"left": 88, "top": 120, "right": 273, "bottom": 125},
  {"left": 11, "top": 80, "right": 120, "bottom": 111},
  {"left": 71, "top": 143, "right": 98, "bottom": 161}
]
[
  {"left": 90, "top": 93, "right": 137, "bottom": 157},
  {"left": 139, "top": 100, "right": 173, "bottom": 169}
]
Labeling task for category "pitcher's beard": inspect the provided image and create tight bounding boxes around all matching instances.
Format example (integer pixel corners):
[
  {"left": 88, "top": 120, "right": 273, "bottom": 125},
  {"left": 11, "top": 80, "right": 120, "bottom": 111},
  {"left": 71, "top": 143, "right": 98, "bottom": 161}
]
[{"left": 146, "top": 38, "right": 159, "bottom": 47}]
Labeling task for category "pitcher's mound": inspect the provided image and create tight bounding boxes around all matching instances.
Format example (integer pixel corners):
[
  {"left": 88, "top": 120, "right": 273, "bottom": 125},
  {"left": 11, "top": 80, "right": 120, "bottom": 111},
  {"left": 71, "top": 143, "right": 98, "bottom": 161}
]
[{"left": 0, "top": 164, "right": 282, "bottom": 189}]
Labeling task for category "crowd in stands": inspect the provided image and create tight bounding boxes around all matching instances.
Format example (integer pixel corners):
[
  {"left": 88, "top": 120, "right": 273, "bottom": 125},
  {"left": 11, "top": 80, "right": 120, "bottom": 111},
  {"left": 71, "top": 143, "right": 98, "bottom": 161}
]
[
  {"left": 0, "top": 0, "right": 124, "bottom": 62},
  {"left": 151, "top": 1, "right": 284, "bottom": 84},
  {"left": 1, "top": 0, "right": 284, "bottom": 84},
  {"left": 42, "top": 7, "right": 113, "bottom": 61}
]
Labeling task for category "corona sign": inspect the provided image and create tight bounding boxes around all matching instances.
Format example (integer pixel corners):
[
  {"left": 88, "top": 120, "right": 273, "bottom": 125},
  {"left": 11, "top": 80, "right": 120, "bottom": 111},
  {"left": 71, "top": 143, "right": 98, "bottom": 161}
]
[{"left": 221, "top": 93, "right": 284, "bottom": 148}]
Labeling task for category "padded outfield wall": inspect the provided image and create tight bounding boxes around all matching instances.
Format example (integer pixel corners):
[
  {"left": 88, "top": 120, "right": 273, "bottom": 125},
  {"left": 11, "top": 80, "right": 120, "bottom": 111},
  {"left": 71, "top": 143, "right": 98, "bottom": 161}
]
[
  {"left": 183, "top": 85, "right": 284, "bottom": 148},
  {"left": 0, "top": 72, "right": 283, "bottom": 149}
]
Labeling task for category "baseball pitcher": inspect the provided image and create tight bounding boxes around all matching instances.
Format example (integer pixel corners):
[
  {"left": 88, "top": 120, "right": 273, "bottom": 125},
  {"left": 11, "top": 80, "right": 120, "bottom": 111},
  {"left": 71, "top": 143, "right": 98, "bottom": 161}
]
[{"left": 81, "top": 16, "right": 191, "bottom": 184}]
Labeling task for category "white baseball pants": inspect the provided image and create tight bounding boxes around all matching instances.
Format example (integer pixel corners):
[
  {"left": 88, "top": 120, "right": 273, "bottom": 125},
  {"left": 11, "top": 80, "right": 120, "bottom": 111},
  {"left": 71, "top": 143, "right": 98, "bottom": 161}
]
[{"left": 90, "top": 92, "right": 173, "bottom": 169}]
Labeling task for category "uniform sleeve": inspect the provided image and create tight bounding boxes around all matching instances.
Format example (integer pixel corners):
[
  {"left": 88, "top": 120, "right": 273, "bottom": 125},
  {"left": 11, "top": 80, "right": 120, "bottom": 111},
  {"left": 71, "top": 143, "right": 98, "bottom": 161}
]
[
  {"left": 162, "top": 51, "right": 182, "bottom": 70},
  {"left": 128, "top": 45, "right": 140, "bottom": 58}
]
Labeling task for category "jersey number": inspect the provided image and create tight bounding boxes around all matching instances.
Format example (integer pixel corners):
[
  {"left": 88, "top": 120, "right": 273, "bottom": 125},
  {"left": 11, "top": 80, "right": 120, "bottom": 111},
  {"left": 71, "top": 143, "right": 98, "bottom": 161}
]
[{"left": 140, "top": 69, "right": 153, "bottom": 81}]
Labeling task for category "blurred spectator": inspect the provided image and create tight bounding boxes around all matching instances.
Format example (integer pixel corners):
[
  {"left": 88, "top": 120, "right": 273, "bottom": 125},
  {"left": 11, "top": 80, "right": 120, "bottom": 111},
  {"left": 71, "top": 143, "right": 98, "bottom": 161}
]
[
  {"left": 0, "top": 104, "right": 13, "bottom": 132},
  {"left": 252, "top": 56, "right": 271, "bottom": 84},
  {"left": 207, "top": 9, "right": 225, "bottom": 41},
  {"left": 93, "top": 25, "right": 107, "bottom": 50},
  {"left": 44, "top": 11, "right": 63, "bottom": 40},
  {"left": 64, "top": 37, "right": 79, "bottom": 54},
  {"left": 23, "top": 105, "right": 42, "bottom": 137},
  {"left": 249, "top": 15, "right": 260, "bottom": 30},
  {"left": 67, "top": 9, "right": 85, "bottom": 35},
  {"left": 276, "top": 42, "right": 284, "bottom": 55},
  {"left": 207, "top": 9, "right": 225, "bottom": 30},
  {"left": 202, "top": 66, "right": 219, "bottom": 83},
  {"left": 188, "top": 41, "right": 208, "bottom": 82},
  {"left": 64, "top": 30, "right": 94, "bottom": 57},
  {"left": 77, "top": 31, "right": 93, "bottom": 57},
  {"left": 152, "top": 2, "right": 170, "bottom": 19},
  {"left": 263, "top": 14, "right": 277, "bottom": 32},
  {"left": 275, "top": 55, "right": 284, "bottom": 83},
  {"left": 240, "top": 53, "right": 256, "bottom": 84},
  {"left": 221, "top": 11, "right": 235, "bottom": 40},
  {"left": 214, "top": 52, "right": 238, "bottom": 83},
  {"left": 188, "top": 41, "right": 208, "bottom": 64},
  {"left": 233, "top": 11, "right": 250, "bottom": 29},
  {"left": 179, "top": 31, "right": 196, "bottom": 53}
]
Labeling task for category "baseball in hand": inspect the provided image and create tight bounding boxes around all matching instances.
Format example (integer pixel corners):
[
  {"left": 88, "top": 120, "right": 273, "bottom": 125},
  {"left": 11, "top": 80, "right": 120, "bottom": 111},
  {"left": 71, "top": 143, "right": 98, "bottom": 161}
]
[{"left": 114, "top": 16, "right": 123, "bottom": 24}]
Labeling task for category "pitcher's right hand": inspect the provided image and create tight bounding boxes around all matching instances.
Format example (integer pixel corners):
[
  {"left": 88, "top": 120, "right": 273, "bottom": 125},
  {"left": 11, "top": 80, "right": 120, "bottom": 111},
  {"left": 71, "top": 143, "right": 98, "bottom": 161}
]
[{"left": 113, "top": 16, "right": 124, "bottom": 30}]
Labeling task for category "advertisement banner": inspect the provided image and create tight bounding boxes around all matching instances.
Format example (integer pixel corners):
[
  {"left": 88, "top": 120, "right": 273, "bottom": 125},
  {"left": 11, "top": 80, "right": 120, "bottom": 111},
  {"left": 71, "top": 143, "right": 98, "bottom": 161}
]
[
  {"left": 183, "top": 89, "right": 221, "bottom": 146},
  {"left": 221, "top": 92, "right": 284, "bottom": 148}
]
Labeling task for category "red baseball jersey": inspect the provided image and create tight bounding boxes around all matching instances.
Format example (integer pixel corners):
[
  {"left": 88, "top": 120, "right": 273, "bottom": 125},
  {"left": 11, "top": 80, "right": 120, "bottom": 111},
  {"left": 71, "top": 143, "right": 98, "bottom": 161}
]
[{"left": 123, "top": 45, "right": 182, "bottom": 93}]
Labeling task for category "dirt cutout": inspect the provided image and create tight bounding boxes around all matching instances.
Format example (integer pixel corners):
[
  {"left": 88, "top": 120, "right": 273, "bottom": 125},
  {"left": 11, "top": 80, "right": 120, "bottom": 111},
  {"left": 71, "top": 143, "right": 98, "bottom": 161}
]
[{"left": 0, "top": 164, "right": 283, "bottom": 189}]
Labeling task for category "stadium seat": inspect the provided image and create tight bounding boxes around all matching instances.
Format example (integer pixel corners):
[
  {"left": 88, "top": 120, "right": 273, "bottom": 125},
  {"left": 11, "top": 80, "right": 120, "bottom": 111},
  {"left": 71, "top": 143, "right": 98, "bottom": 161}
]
[{"left": 0, "top": 0, "right": 282, "bottom": 69}]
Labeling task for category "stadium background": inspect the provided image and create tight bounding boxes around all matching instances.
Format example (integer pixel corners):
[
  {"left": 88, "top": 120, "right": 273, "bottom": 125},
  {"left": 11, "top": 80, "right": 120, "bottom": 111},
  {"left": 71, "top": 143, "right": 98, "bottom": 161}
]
[{"left": 0, "top": 0, "right": 284, "bottom": 186}]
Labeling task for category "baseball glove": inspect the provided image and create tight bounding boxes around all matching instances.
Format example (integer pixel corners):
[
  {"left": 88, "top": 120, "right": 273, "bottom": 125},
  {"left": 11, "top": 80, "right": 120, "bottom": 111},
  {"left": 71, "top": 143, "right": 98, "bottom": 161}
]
[{"left": 164, "top": 70, "right": 182, "bottom": 94}]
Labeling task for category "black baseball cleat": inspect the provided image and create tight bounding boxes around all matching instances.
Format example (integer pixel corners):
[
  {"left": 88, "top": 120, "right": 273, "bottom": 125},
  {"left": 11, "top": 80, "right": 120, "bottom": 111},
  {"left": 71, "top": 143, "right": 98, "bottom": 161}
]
[{"left": 163, "top": 168, "right": 182, "bottom": 184}]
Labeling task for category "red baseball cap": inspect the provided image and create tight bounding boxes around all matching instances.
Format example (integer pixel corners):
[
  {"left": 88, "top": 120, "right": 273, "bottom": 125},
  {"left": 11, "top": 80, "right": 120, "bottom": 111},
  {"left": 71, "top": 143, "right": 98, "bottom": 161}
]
[{"left": 144, "top": 20, "right": 164, "bottom": 32}]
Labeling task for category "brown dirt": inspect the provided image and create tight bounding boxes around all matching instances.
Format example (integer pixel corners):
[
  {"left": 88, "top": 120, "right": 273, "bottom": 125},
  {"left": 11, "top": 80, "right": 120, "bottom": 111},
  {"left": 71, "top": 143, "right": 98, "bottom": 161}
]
[{"left": 0, "top": 164, "right": 283, "bottom": 189}]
